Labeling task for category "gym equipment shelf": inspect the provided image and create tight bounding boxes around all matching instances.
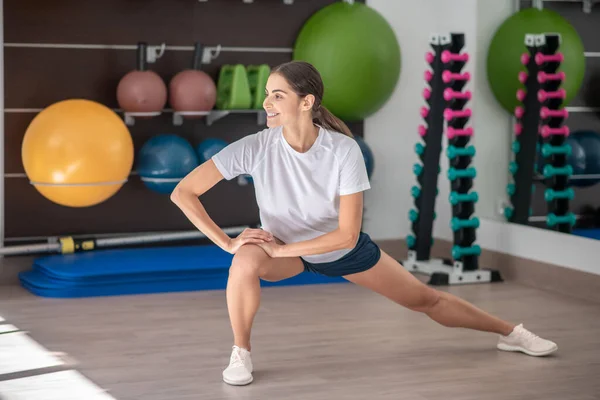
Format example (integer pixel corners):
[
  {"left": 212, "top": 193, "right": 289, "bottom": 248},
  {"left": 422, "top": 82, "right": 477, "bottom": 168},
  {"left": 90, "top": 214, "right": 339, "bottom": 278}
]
[{"left": 404, "top": 32, "right": 502, "bottom": 286}]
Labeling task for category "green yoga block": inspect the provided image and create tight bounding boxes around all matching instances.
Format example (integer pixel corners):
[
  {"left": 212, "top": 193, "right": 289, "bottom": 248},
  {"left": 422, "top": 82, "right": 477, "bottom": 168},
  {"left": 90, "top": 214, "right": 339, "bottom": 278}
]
[
  {"left": 247, "top": 64, "right": 271, "bottom": 109},
  {"left": 216, "top": 64, "right": 252, "bottom": 110}
]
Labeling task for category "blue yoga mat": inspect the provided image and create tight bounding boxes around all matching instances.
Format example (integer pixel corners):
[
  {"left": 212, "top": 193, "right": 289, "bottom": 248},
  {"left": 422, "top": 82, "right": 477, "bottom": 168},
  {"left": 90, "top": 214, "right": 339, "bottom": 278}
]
[
  {"left": 32, "top": 245, "right": 234, "bottom": 280},
  {"left": 572, "top": 229, "right": 600, "bottom": 240},
  {"left": 20, "top": 270, "right": 344, "bottom": 298},
  {"left": 19, "top": 244, "right": 347, "bottom": 298}
]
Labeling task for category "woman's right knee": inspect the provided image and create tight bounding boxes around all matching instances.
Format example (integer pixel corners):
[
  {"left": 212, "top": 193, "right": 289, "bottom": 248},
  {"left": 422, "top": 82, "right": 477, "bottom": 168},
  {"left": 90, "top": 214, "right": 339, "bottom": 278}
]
[{"left": 229, "top": 245, "right": 268, "bottom": 278}]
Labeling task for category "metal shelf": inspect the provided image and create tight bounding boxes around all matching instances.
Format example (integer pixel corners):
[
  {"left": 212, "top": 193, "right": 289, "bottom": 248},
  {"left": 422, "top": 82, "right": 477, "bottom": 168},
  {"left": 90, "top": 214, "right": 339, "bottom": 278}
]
[
  {"left": 528, "top": 0, "right": 599, "bottom": 13},
  {"left": 4, "top": 43, "right": 293, "bottom": 65},
  {"left": 4, "top": 107, "right": 267, "bottom": 127},
  {"left": 198, "top": 0, "right": 294, "bottom": 4}
]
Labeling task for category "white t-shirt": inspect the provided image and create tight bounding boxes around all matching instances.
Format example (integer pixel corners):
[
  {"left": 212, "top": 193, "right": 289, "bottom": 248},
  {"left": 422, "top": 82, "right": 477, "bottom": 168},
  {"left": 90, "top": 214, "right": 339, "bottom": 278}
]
[{"left": 212, "top": 125, "right": 371, "bottom": 263}]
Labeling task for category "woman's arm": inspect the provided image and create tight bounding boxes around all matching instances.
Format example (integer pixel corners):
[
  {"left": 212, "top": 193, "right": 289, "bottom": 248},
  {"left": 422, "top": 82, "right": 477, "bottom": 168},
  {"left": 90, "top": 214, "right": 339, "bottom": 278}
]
[
  {"left": 269, "top": 191, "right": 364, "bottom": 258},
  {"left": 170, "top": 160, "right": 233, "bottom": 251},
  {"left": 170, "top": 160, "right": 272, "bottom": 253}
]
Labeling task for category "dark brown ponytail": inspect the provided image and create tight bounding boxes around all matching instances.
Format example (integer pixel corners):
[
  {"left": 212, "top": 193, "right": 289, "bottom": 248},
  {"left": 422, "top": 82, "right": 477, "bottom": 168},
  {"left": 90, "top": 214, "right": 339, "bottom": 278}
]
[
  {"left": 312, "top": 105, "right": 353, "bottom": 137},
  {"left": 272, "top": 60, "right": 353, "bottom": 137}
]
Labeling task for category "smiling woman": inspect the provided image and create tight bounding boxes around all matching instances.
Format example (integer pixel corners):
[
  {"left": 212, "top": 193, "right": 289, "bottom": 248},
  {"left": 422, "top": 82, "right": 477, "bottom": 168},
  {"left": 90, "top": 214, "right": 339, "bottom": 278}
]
[
  {"left": 265, "top": 61, "right": 354, "bottom": 138},
  {"left": 170, "top": 60, "right": 558, "bottom": 387}
]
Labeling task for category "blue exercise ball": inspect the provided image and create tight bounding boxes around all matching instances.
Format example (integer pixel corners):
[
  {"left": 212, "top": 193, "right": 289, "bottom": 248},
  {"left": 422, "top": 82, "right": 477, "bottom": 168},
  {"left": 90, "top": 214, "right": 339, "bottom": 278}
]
[
  {"left": 196, "top": 138, "right": 228, "bottom": 164},
  {"left": 572, "top": 130, "right": 600, "bottom": 187},
  {"left": 354, "top": 135, "right": 374, "bottom": 179},
  {"left": 536, "top": 130, "right": 600, "bottom": 187},
  {"left": 566, "top": 133, "right": 588, "bottom": 187},
  {"left": 136, "top": 134, "right": 199, "bottom": 194}
]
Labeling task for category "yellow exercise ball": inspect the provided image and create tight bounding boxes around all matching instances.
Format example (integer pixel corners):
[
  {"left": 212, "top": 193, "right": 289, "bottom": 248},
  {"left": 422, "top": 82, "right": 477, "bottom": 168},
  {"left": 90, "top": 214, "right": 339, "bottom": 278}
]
[{"left": 22, "top": 99, "right": 134, "bottom": 207}]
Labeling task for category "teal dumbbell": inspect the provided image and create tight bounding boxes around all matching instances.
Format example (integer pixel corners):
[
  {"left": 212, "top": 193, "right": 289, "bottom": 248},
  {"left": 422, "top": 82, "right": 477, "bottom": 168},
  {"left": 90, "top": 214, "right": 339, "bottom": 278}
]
[
  {"left": 506, "top": 183, "right": 516, "bottom": 196},
  {"left": 411, "top": 186, "right": 421, "bottom": 198},
  {"left": 507, "top": 184, "right": 536, "bottom": 196},
  {"left": 547, "top": 212, "right": 576, "bottom": 227},
  {"left": 544, "top": 188, "right": 574, "bottom": 202},
  {"left": 543, "top": 164, "right": 573, "bottom": 178},
  {"left": 448, "top": 167, "right": 476, "bottom": 181},
  {"left": 451, "top": 217, "right": 480, "bottom": 231},
  {"left": 452, "top": 244, "right": 481, "bottom": 259},
  {"left": 409, "top": 209, "right": 419, "bottom": 222},
  {"left": 504, "top": 207, "right": 513, "bottom": 219},
  {"left": 447, "top": 145, "right": 476, "bottom": 159},
  {"left": 541, "top": 143, "right": 571, "bottom": 157},
  {"left": 406, "top": 235, "right": 416, "bottom": 248},
  {"left": 409, "top": 209, "right": 437, "bottom": 221},
  {"left": 509, "top": 161, "right": 518, "bottom": 175},
  {"left": 415, "top": 143, "right": 425, "bottom": 156},
  {"left": 411, "top": 186, "right": 439, "bottom": 198},
  {"left": 413, "top": 163, "right": 423, "bottom": 176},
  {"left": 449, "top": 191, "right": 478, "bottom": 205},
  {"left": 511, "top": 140, "right": 521, "bottom": 154}
]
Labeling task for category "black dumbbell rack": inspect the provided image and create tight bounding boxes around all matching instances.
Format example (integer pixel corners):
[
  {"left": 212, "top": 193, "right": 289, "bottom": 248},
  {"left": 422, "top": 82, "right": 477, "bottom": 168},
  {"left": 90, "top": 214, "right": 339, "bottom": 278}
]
[
  {"left": 505, "top": 33, "right": 575, "bottom": 233},
  {"left": 404, "top": 33, "right": 502, "bottom": 286}
]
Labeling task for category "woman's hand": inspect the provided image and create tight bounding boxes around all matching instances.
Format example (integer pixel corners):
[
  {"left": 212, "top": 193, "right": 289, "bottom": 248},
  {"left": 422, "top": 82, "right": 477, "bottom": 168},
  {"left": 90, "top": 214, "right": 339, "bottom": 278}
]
[
  {"left": 227, "top": 228, "right": 274, "bottom": 254},
  {"left": 255, "top": 240, "right": 284, "bottom": 258}
]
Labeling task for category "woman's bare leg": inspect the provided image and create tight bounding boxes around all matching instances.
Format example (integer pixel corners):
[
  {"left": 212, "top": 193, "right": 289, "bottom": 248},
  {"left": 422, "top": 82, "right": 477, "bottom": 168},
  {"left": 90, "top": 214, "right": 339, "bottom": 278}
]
[
  {"left": 226, "top": 243, "right": 305, "bottom": 351},
  {"left": 344, "top": 250, "right": 515, "bottom": 335}
]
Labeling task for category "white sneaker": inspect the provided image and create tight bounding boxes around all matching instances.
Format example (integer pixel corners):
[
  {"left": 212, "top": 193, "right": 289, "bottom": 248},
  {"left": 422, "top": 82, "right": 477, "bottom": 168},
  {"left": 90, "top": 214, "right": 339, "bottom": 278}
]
[
  {"left": 222, "top": 345, "right": 253, "bottom": 385},
  {"left": 497, "top": 324, "right": 558, "bottom": 356}
]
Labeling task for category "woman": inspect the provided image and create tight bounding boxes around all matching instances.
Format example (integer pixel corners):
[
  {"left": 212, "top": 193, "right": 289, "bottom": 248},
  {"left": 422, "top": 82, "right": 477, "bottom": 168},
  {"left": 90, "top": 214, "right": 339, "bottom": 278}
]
[{"left": 170, "top": 61, "right": 557, "bottom": 386}]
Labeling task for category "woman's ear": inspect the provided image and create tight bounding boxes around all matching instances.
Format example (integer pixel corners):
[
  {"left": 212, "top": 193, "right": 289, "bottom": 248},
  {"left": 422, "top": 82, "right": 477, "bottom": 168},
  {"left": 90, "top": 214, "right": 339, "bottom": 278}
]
[{"left": 302, "top": 94, "right": 315, "bottom": 111}]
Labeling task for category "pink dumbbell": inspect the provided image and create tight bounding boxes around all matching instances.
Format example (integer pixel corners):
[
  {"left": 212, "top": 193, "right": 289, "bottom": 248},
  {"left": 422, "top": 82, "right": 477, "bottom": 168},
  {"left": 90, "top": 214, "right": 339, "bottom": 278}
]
[
  {"left": 537, "top": 71, "right": 566, "bottom": 83},
  {"left": 540, "top": 125, "right": 570, "bottom": 138},
  {"left": 538, "top": 89, "right": 566, "bottom": 102},
  {"left": 447, "top": 127, "right": 473, "bottom": 139},
  {"left": 420, "top": 106, "right": 429, "bottom": 118},
  {"left": 426, "top": 52, "right": 435, "bottom": 64},
  {"left": 540, "top": 107, "right": 569, "bottom": 119},
  {"left": 441, "top": 50, "right": 469, "bottom": 64},
  {"left": 514, "top": 106, "right": 525, "bottom": 119},
  {"left": 514, "top": 123, "right": 523, "bottom": 136},
  {"left": 535, "top": 52, "right": 564, "bottom": 65},
  {"left": 521, "top": 53, "right": 530, "bottom": 66},
  {"left": 518, "top": 71, "right": 528, "bottom": 84},
  {"left": 444, "top": 88, "right": 472, "bottom": 101},
  {"left": 424, "top": 70, "right": 433, "bottom": 82},
  {"left": 442, "top": 70, "right": 471, "bottom": 83},
  {"left": 516, "top": 89, "right": 526, "bottom": 102},
  {"left": 444, "top": 108, "right": 472, "bottom": 121},
  {"left": 423, "top": 88, "right": 432, "bottom": 100},
  {"left": 418, "top": 125, "right": 427, "bottom": 137}
]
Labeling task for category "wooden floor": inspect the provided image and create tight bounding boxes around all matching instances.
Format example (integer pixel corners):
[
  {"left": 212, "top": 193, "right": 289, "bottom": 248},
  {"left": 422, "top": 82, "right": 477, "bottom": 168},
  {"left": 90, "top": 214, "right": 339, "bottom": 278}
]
[{"left": 1, "top": 278, "right": 599, "bottom": 400}]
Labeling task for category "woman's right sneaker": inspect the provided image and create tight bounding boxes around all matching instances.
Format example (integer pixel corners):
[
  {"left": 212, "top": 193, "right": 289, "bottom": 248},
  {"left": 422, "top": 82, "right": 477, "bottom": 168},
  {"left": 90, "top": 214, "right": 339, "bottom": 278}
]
[{"left": 222, "top": 345, "right": 253, "bottom": 385}]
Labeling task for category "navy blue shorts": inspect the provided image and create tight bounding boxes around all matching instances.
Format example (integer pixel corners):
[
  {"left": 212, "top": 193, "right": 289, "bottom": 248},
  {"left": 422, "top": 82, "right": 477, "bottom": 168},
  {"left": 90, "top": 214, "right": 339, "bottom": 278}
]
[{"left": 301, "top": 232, "right": 381, "bottom": 277}]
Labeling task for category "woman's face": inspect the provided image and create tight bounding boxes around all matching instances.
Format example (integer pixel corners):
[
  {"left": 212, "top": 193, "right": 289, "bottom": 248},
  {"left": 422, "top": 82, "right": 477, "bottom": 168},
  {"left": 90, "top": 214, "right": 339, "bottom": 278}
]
[{"left": 263, "top": 73, "right": 312, "bottom": 128}]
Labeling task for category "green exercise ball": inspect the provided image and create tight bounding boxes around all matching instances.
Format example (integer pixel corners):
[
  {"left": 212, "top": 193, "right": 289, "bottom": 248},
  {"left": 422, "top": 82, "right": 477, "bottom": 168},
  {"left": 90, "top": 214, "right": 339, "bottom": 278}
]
[
  {"left": 487, "top": 8, "right": 585, "bottom": 113},
  {"left": 293, "top": 2, "right": 401, "bottom": 121}
]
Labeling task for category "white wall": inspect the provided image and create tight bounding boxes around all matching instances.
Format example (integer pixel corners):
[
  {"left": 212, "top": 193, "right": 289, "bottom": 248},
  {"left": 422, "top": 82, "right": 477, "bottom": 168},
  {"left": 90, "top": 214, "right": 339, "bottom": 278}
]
[
  {"left": 363, "top": 0, "right": 600, "bottom": 275},
  {"left": 363, "top": 0, "right": 480, "bottom": 241}
]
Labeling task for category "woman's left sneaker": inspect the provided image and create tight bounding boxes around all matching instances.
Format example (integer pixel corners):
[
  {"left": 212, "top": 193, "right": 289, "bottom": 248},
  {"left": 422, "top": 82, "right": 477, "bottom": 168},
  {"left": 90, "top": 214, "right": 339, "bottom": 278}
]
[{"left": 497, "top": 323, "right": 558, "bottom": 356}]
